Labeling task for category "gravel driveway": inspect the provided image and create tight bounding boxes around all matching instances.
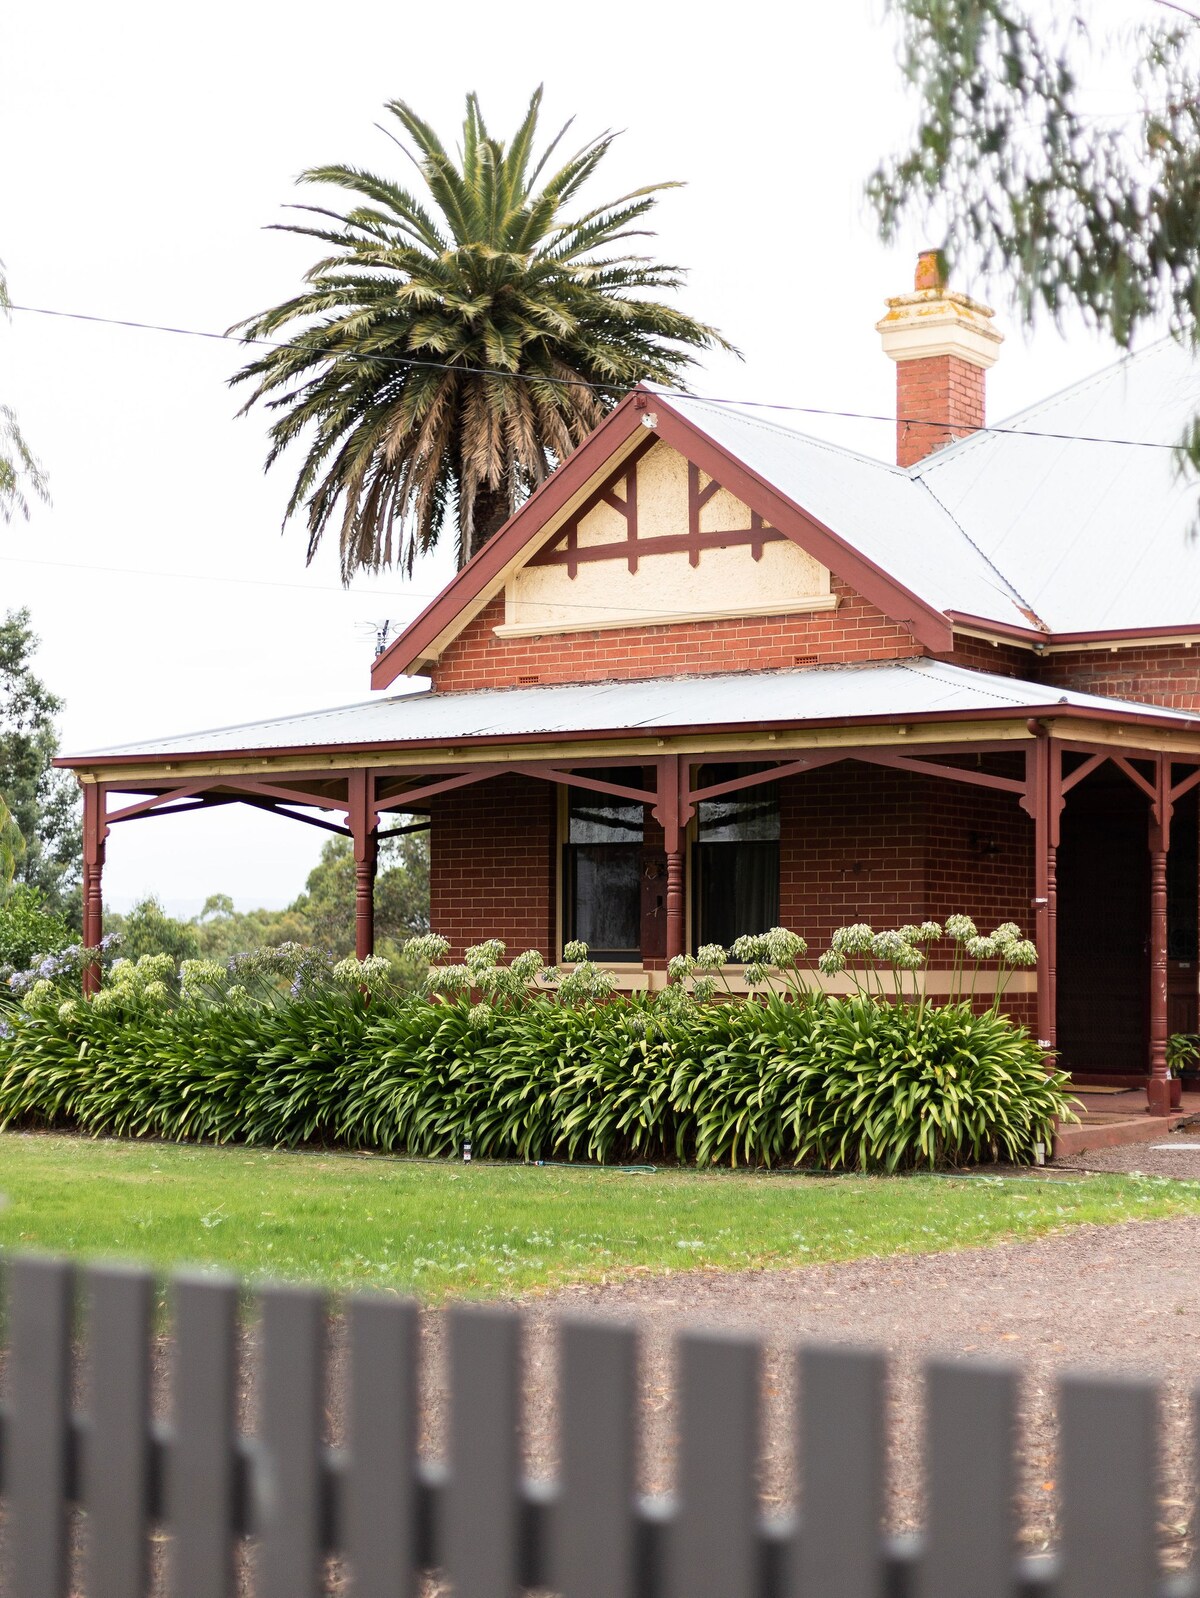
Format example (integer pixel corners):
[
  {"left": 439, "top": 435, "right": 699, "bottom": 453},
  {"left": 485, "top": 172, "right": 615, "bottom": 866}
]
[{"left": 410, "top": 1216, "right": 1200, "bottom": 1566}]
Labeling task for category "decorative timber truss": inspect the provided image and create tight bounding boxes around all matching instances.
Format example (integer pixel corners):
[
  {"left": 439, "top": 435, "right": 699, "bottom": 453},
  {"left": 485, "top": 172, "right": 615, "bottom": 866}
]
[{"left": 525, "top": 445, "right": 786, "bottom": 578}]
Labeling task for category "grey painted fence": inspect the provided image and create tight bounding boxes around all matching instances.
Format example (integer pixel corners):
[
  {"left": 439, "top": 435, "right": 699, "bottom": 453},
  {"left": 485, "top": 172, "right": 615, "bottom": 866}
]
[{"left": 0, "top": 1253, "right": 1185, "bottom": 1597}]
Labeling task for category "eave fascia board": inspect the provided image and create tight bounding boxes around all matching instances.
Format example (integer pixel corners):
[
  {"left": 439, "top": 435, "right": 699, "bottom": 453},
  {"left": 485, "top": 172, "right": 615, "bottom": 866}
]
[
  {"left": 949, "top": 612, "right": 1200, "bottom": 652},
  {"left": 370, "top": 392, "right": 652, "bottom": 689}
]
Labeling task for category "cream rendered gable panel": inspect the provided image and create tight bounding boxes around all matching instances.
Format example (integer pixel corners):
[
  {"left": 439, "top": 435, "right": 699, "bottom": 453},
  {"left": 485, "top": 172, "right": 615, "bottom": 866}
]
[{"left": 499, "top": 438, "right": 834, "bottom": 636}]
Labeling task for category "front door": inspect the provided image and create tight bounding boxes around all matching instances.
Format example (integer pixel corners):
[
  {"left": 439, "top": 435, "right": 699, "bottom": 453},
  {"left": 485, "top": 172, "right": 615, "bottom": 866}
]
[{"left": 1056, "top": 773, "right": 1149, "bottom": 1075}]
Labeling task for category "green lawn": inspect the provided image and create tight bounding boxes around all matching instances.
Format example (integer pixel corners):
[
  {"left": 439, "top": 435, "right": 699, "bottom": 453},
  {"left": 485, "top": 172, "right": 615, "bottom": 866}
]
[{"left": 0, "top": 1131, "right": 1195, "bottom": 1301}]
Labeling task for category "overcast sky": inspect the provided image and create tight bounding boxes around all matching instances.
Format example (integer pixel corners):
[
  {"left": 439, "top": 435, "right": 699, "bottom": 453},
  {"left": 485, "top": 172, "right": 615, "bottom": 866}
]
[{"left": 1, "top": 0, "right": 1154, "bottom": 914}]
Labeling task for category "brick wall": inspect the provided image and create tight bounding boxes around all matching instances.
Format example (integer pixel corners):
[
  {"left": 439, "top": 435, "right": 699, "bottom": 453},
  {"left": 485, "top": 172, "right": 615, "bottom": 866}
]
[
  {"left": 940, "top": 636, "right": 1038, "bottom": 678},
  {"left": 1041, "top": 645, "right": 1200, "bottom": 712},
  {"left": 778, "top": 766, "right": 927, "bottom": 949},
  {"left": 430, "top": 578, "right": 920, "bottom": 691},
  {"left": 428, "top": 773, "right": 556, "bottom": 960},
  {"left": 896, "top": 354, "right": 986, "bottom": 468}
]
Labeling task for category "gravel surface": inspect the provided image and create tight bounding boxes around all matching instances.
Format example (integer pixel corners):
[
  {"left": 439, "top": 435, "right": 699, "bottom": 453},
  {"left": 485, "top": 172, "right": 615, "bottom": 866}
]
[
  {"left": 1058, "top": 1129, "right": 1200, "bottom": 1178},
  {"left": 445, "top": 1216, "right": 1200, "bottom": 1566}
]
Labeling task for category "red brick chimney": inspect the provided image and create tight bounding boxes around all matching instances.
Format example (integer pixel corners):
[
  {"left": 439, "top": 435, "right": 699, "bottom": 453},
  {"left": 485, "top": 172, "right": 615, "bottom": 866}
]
[{"left": 876, "top": 250, "right": 1003, "bottom": 468}]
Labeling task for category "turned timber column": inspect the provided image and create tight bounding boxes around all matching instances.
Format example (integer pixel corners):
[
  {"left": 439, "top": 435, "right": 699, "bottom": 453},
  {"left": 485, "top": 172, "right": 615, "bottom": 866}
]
[
  {"left": 81, "top": 783, "right": 108, "bottom": 996},
  {"left": 1148, "top": 754, "right": 1172, "bottom": 1114},
  {"left": 1030, "top": 733, "right": 1058, "bottom": 1052},
  {"left": 654, "top": 753, "right": 691, "bottom": 968},
  {"left": 348, "top": 770, "right": 378, "bottom": 961}
]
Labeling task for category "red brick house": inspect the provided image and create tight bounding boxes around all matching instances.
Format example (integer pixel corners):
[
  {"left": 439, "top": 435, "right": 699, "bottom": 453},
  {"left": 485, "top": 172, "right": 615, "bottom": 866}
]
[{"left": 60, "top": 256, "right": 1200, "bottom": 1114}]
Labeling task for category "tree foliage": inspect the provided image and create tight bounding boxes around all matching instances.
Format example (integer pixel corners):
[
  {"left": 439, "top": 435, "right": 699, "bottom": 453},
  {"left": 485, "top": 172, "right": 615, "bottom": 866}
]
[
  {"left": 0, "top": 263, "right": 48, "bottom": 525},
  {"left": 231, "top": 88, "right": 732, "bottom": 576},
  {"left": 107, "top": 832, "right": 430, "bottom": 962},
  {"left": 870, "top": 1, "right": 1200, "bottom": 380},
  {"left": 0, "top": 609, "right": 81, "bottom": 918}
]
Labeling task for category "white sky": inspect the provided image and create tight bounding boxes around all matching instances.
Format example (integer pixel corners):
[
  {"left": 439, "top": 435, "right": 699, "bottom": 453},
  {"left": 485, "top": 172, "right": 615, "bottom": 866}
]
[{"left": 0, "top": 0, "right": 1158, "bottom": 914}]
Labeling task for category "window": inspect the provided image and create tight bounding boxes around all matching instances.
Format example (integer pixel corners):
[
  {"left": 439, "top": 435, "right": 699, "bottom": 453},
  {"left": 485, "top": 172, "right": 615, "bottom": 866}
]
[
  {"left": 694, "top": 767, "right": 780, "bottom": 949},
  {"left": 563, "top": 770, "right": 645, "bottom": 962}
]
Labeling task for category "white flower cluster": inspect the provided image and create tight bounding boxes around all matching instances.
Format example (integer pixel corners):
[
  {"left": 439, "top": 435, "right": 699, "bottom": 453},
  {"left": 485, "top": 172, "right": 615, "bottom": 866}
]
[{"left": 402, "top": 933, "right": 451, "bottom": 966}]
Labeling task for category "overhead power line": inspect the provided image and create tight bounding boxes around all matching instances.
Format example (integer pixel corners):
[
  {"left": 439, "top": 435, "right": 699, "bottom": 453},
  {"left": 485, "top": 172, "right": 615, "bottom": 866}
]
[{"left": 5, "top": 300, "right": 1190, "bottom": 453}]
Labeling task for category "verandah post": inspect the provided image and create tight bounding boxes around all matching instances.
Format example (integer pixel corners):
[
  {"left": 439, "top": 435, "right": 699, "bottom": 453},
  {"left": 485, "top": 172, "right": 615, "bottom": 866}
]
[
  {"left": 82, "top": 782, "right": 108, "bottom": 997},
  {"left": 1028, "top": 732, "right": 1058, "bottom": 1053},
  {"left": 348, "top": 770, "right": 378, "bottom": 961},
  {"left": 653, "top": 754, "right": 691, "bottom": 967},
  {"left": 1148, "top": 754, "right": 1172, "bottom": 1115}
]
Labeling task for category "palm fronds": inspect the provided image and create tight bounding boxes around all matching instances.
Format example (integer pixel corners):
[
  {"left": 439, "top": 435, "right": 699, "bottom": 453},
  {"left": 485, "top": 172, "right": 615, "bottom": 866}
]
[{"left": 230, "top": 88, "right": 733, "bottom": 577}]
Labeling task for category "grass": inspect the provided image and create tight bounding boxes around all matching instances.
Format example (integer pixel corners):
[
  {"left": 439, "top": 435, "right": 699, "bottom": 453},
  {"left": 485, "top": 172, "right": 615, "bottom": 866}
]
[{"left": 0, "top": 1131, "right": 1197, "bottom": 1301}]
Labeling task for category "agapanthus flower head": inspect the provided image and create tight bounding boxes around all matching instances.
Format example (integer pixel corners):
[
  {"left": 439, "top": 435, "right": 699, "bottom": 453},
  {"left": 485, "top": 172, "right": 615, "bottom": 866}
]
[
  {"left": 917, "top": 921, "right": 943, "bottom": 943},
  {"left": 965, "top": 935, "right": 998, "bottom": 960},
  {"left": 1005, "top": 938, "right": 1038, "bottom": 968},
  {"left": 892, "top": 944, "right": 925, "bottom": 970},
  {"left": 0, "top": 1018, "right": 13, "bottom": 1039},
  {"left": 730, "top": 933, "right": 768, "bottom": 964},
  {"left": 818, "top": 949, "right": 846, "bottom": 976},
  {"left": 37, "top": 955, "right": 60, "bottom": 979},
  {"left": 142, "top": 980, "right": 169, "bottom": 1003},
  {"left": 558, "top": 963, "right": 617, "bottom": 1003},
  {"left": 25, "top": 979, "right": 57, "bottom": 1008},
  {"left": 694, "top": 943, "right": 728, "bottom": 972},
  {"left": 509, "top": 949, "right": 544, "bottom": 983},
  {"left": 765, "top": 927, "right": 807, "bottom": 964},
  {"left": 691, "top": 975, "right": 718, "bottom": 1002},
  {"left": 467, "top": 1002, "right": 493, "bottom": 1028},
  {"left": 404, "top": 932, "right": 451, "bottom": 966},
  {"left": 945, "top": 915, "right": 977, "bottom": 942},
  {"left": 831, "top": 923, "right": 874, "bottom": 955},
  {"left": 744, "top": 963, "right": 767, "bottom": 986},
  {"left": 668, "top": 953, "right": 697, "bottom": 981},
  {"left": 990, "top": 922, "right": 1023, "bottom": 955},
  {"left": 562, "top": 939, "right": 589, "bottom": 964},
  {"left": 428, "top": 964, "right": 471, "bottom": 996},
  {"left": 870, "top": 930, "right": 919, "bottom": 965},
  {"left": 57, "top": 1000, "right": 80, "bottom": 1022},
  {"left": 98, "top": 932, "right": 121, "bottom": 952},
  {"left": 626, "top": 1011, "right": 649, "bottom": 1038},
  {"left": 465, "top": 939, "right": 506, "bottom": 972}
]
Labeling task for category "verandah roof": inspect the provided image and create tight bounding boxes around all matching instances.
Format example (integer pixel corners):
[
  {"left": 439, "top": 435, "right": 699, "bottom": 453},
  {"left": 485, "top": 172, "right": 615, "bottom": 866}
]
[{"left": 60, "top": 658, "right": 1200, "bottom": 768}]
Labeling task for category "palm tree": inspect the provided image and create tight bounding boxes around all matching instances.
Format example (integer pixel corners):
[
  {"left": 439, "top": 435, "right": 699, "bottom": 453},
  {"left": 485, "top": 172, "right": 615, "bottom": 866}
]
[{"left": 230, "top": 89, "right": 732, "bottom": 576}]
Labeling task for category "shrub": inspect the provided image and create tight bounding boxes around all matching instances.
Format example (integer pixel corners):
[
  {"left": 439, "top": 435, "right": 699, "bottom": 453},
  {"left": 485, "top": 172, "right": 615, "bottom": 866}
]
[
  {"left": 0, "top": 886, "right": 73, "bottom": 979},
  {"left": 0, "top": 923, "right": 1071, "bottom": 1170}
]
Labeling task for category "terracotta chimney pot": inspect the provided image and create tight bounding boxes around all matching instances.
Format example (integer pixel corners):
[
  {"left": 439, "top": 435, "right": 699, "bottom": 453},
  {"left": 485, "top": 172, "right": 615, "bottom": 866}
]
[{"left": 876, "top": 253, "right": 1003, "bottom": 468}]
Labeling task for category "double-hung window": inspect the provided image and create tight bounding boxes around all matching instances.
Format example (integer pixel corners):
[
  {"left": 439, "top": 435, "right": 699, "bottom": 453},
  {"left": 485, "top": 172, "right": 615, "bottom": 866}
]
[
  {"left": 694, "top": 767, "right": 780, "bottom": 948},
  {"left": 563, "top": 769, "right": 645, "bottom": 962}
]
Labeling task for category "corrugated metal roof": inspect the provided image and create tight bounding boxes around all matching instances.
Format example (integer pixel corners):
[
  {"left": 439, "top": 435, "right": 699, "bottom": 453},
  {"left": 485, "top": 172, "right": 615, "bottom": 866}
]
[
  {"left": 649, "top": 387, "right": 1035, "bottom": 631},
  {"left": 65, "top": 659, "right": 1198, "bottom": 762},
  {"left": 914, "top": 339, "right": 1200, "bottom": 633},
  {"left": 650, "top": 343, "right": 1200, "bottom": 635}
]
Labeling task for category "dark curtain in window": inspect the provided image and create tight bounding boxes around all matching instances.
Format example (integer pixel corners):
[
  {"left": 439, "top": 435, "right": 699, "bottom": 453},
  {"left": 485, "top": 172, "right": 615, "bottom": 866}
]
[
  {"left": 695, "top": 767, "right": 781, "bottom": 948},
  {"left": 564, "top": 769, "right": 645, "bottom": 961}
]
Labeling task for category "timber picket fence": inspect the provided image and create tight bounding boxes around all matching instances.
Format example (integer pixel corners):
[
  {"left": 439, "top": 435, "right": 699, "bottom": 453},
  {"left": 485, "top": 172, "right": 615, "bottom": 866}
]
[{"left": 0, "top": 1252, "right": 1185, "bottom": 1598}]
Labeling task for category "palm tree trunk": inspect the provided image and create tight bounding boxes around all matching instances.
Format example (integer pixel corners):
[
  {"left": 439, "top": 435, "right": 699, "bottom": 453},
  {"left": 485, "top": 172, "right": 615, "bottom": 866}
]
[{"left": 465, "top": 484, "right": 512, "bottom": 565}]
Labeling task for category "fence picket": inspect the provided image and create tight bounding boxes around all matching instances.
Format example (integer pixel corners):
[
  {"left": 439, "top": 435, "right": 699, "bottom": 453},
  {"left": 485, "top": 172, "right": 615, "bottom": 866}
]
[
  {"left": 7, "top": 1255, "right": 75, "bottom": 1598},
  {"left": 794, "top": 1345, "right": 886, "bottom": 1598},
  {"left": 555, "top": 1318, "right": 637, "bottom": 1598},
  {"left": 168, "top": 1273, "right": 239, "bottom": 1598},
  {"left": 255, "top": 1285, "right": 326, "bottom": 1598},
  {"left": 920, "top": 1359, "right": 1016, "bottom": 1598},
  {"left": 85, "top": 1264, "right": 153, "bottom": 1598},
  {"left": 345, "top": 1293, "right": 419, "bottom": 1598},
  {"left": 669, "top": 1331, "right": 760, "bottom": 1598},
  {"left": 1059, "top": 1372, "right": 1158, "bottom": 1598},
  {"left": 445, "top": 1304, "right": 521, "bottom": 1598}
]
